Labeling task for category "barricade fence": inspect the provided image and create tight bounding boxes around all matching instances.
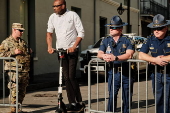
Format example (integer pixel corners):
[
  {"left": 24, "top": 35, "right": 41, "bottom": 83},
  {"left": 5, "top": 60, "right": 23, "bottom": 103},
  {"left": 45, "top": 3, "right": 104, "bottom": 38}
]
[
  {"left": 0, "top": 57, "right": 20, "bottom": 113},
  {"left": 85, "top": 58, "right": 168, "bottom": 113}
]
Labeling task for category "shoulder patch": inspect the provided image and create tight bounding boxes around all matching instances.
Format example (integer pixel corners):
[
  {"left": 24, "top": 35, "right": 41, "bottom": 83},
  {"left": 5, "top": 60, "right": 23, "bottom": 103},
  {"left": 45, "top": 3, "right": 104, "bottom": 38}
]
[
  {"left": 143, "top": 38, "right": 149, "bottom": 44},
  {"left": 130, "top": 39, "right": 135, "bottom": 45},
  {"left": 100, "top": 36, "right": 109, "bottom": 45},
  {"left": 100, "top": 40, "right": 103, "bottom": 45}
]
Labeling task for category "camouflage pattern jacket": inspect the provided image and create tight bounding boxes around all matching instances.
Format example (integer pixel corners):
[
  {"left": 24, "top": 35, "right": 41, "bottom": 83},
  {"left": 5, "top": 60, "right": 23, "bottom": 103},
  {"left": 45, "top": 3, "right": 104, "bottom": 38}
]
[{"left": 0, "top": 35, "right": 30, "bottom": 72}]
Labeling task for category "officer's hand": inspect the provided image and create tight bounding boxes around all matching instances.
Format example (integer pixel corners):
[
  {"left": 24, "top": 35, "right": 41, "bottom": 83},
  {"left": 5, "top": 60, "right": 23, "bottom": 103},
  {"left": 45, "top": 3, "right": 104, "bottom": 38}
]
[
  {"left": 102, "top": 54, "right": 113, "bottom": 62},
  {"left": 154, "top": 56, "right": 168, "bottom": 66},
  {"left": 48, "top": 47, "right": 54, "bottom": 54},
  {"left": 107, "top": 54, "right": 115, "bottom": 61},
  {"left": 14, "top": 48, "right": 22, "bottom": 55},
  {"left": 102, "top": 54, "right": 109, "bottom": 62}
]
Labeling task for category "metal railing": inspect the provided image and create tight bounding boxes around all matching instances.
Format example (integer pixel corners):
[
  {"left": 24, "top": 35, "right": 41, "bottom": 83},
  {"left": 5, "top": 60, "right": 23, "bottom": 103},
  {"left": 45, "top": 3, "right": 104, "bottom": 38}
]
[
  {"left": 85, "top": 58, "right": 169, "bottom": 113},
  {"left": 0, "top": 57, "right": 20, "bottom": 113}
]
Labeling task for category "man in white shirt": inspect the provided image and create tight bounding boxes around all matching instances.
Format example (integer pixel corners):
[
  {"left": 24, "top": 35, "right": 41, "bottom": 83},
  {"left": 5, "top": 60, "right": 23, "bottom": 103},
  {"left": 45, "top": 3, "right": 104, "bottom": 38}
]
[{"left": 46, "top": 0, "right": 85, "bottom": 112}]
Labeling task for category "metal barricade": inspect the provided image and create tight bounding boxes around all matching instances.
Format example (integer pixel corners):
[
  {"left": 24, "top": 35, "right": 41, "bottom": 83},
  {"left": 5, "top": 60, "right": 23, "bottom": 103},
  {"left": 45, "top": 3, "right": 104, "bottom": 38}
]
[
  {"left": 85, "top": 58, "right": 169, "bottom": 113},
  {"left": 0, "top": 57, "right": 20, "bottom": 113}
]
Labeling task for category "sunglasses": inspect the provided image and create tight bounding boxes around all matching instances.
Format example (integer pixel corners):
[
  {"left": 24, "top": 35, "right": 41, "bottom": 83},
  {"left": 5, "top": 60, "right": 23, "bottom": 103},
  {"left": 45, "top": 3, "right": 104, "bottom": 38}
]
[
  {"left": 152, "top": 26, "right": 165, "bottom": 31},
  {"left": 110, "top": 27, "right": 121, "bottom": 30},
  {"left": 17, "top": 29, "right": 24, "bottom": 32},
  {"left": 52, "top": 4, "right": 63, "bottom": 8}
]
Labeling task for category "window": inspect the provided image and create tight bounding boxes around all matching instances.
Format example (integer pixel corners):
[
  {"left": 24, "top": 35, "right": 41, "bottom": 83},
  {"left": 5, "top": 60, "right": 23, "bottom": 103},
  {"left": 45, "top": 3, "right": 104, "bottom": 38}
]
[
  {"left": 71, "top": 6, "right": 81, "bottom": 18},
  {"left": 124, "top": 0, "right": 127, "bottom": 6},
  {"left": 100, "top": 16, "right": 107, "bottom": 38}
]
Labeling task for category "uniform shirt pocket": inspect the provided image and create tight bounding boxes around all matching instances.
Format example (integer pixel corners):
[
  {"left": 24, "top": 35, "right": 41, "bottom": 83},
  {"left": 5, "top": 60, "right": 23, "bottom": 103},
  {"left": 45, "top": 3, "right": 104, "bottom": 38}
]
[
  {"left": 119, "top": 48, "right": 126, "bottom": 54},
  {"left": 150, "top": 47, "right": 157, "bottom": 53},
  {"left": 164, "top": 48, "right": 170, "bottom": 54},
  {"left": 66, "top": 19, "right": 74, "bottom": 31}
]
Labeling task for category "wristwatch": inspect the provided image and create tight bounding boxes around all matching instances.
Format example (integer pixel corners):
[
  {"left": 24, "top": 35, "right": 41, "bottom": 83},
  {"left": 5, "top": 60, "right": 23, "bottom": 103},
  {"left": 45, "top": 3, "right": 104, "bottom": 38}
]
[{"left": 115, "top": 56, "right": 119, "bottom": 61}]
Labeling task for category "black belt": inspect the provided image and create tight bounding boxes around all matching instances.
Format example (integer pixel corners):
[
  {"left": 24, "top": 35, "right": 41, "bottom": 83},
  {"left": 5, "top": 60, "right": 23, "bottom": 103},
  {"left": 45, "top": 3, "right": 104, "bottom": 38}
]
[
  {"left": 114, "top": 66, "right": 121, "bottom": 73},
  {"left": 149, "top": 64, "right": 170, "bottom": 74},
  {"left": 113, "top": 64, "right": 129, "bottom": 73},
  {"left": 155, "top": 69, "right": 170, "bottom": 74}
]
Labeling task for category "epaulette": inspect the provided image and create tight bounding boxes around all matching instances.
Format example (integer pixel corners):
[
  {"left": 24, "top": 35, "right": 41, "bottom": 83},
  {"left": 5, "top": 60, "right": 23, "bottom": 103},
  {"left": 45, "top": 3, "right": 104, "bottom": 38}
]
[
  {"left": 105, "top": 35, "right": 111, "bottom": 39},
  {"left": 147, "top": 33, "right": 154, "bottom": 38},
  {"left": 122, "top": 35, "right": 130, "bottom": 39}
]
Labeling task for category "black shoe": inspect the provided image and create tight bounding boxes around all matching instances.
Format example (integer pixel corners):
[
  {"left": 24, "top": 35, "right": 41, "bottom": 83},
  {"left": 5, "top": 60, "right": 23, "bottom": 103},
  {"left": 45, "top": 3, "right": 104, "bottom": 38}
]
[
  {"left": 67, "top": 104, "right": 77, "bottom": 112},
  {"left": 76, "top": 103, "right": 85, "bottom": 112},
  {"left": 67, "top": 103, "right": 85, "bottom": 112}
]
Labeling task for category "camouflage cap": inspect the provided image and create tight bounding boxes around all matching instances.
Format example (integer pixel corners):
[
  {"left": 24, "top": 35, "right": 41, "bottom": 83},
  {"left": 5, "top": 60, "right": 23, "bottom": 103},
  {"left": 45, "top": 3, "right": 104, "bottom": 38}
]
[{"left": 12, "top": 23, "right": 25, "bottom": 30}]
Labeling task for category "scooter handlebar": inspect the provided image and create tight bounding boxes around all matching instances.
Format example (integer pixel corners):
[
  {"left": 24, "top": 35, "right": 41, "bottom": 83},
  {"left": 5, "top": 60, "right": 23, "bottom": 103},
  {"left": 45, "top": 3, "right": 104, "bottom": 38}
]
[{"left": 54, "top": 48, "right": 67, "bottom": 53}]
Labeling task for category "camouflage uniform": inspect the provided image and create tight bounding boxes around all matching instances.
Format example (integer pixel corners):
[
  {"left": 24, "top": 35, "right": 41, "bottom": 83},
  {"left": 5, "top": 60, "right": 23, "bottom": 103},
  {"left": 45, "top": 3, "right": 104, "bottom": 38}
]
[{"left": 0, "top": 35, "right": 30, "bottom": 105}]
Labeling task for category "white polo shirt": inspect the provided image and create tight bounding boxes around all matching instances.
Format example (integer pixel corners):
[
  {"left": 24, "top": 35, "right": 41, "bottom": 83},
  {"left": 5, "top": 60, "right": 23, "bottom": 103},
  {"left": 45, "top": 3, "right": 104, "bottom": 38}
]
[{"left": 47, "top": 10, "right": 84, "bottom": 49}]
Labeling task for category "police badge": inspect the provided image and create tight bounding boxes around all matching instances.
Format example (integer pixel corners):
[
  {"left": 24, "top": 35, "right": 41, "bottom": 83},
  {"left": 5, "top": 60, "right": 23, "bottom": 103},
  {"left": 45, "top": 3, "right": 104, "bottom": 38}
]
[{"left": 122, "top": 44, "right": 126, "bottom": 48}]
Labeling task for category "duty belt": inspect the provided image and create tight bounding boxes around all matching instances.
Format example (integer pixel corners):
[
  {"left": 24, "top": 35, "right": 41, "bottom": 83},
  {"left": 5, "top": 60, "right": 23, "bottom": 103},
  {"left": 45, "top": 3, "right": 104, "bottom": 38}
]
[
  {"left": 149, "top": 64, "right": 170, "bottom": 75},
  {"left": 108, "top": 63, "right": 129, "bottom": 73},
  {"left": 114, "top": 66, "right": 121, "bottom": 73}
]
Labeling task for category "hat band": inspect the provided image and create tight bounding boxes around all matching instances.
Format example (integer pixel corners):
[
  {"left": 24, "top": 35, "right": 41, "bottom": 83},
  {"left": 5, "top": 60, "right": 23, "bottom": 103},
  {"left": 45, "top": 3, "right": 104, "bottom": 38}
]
[
  {"left": 153, "top": 22, "right": 167, "bottom": 27},
  {"left": 108, "top": 24, "right": 122, "bottom": 27},
  {"left": 153, "top": 24, "right": 164, "bottom": 27}
]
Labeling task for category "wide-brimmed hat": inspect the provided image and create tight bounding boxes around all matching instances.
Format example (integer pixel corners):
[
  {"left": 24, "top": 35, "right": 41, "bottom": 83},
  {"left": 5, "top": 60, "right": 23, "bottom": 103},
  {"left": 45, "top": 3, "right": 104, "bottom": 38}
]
[
  {"left": 147, "top": 14, "right": 170, "bottom": 28},
  {"left": 12, "top": 23, "right": 25, "bottom": 30},
  {"left": 105, "top": 15, "right": 128, "bottom": 27}
]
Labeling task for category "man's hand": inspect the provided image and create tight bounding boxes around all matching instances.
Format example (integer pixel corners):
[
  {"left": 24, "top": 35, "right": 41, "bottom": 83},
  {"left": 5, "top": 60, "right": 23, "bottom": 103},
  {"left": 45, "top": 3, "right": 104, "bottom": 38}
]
[
  {"left": 48, "top": 47, "right": 55, "bottom": 54},
  {"left": 152, "top": 56, "right": 169, "bottom": 66},
  {"left": 14, "top": 48, "right": 22, "bottom": 55},
  {"left": 102, "top": 54, "right": 115, "bottom": 62},
  {"left": 67, "top": 46, "right": 76, "bottom": 53}
]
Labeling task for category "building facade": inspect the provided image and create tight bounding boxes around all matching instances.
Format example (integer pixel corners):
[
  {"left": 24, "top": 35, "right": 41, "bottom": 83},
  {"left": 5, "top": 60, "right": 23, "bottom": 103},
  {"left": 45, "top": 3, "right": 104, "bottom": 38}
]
[
  {"left": 140, "top": 0, "right": 170, "bottom": 37},
  {"left": 0, "top": 0, "right": 141, "bottom": 77}
]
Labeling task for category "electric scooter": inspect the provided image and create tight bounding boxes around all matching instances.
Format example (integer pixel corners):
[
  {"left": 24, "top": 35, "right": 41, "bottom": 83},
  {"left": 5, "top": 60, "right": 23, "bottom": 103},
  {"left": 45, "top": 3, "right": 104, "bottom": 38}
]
[{"left": 55, "top": 48, "right": 67, "bottom": 113}]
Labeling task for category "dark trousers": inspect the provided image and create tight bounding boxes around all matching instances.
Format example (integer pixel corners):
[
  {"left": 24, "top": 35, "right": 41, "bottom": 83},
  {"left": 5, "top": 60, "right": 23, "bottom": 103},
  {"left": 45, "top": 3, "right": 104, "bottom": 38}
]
[
  {"left": 107, "top": 70, "right": 134, "bottom": 113},
  {"left": 150, "top": 73, "right": 170, "bottom": 113},
  {"left": 58, "top": 50, "right": 82, "bottom": 103}
]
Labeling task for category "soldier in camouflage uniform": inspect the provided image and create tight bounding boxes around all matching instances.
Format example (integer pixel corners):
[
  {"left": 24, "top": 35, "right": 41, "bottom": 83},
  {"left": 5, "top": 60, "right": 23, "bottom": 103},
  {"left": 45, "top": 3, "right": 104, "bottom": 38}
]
[{"left": 0, "top": 23, "right": 31, "bottom": 113}]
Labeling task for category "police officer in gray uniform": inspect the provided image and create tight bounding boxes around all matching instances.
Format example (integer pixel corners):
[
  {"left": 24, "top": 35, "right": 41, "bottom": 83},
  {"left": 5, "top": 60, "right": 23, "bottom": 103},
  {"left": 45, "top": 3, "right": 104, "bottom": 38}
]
[
  {"left": 139, "top": 14, "right": 170, "bottom": 113},
  {"left": 97, "top": 16, "right": 135, "bottom": 113}
]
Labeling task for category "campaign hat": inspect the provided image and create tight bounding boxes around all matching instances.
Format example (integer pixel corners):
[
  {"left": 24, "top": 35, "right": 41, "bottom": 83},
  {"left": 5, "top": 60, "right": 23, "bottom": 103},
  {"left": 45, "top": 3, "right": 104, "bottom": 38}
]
[
  {"left": 147, "top": 14, "right": 170, "bottom": 28},
  {"left": 105, "top": 15, "right": 128, "bottom": 27}
]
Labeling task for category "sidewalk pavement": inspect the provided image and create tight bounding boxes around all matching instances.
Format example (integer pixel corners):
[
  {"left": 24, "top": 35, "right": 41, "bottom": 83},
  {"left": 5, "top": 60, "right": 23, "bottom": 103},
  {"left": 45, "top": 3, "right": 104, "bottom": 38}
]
[
  {"left": 0, "top": 70, "right": 87, "bottom": 113},
  {"left": 0, "top": 71, "right": 156, "bottom": 113},
  {"left": 0, "top": 70, "right": 82, "bottom": 95}
]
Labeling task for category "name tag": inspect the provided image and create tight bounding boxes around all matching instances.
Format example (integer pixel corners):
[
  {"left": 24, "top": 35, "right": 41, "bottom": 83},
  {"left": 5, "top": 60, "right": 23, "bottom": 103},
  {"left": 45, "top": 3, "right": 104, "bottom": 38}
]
[
  {"left": 150, "top": 47, "right": 154, "bottom": 49},
  {"left": 167, "top": 43, "right": 170, "bottom": 47}
]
